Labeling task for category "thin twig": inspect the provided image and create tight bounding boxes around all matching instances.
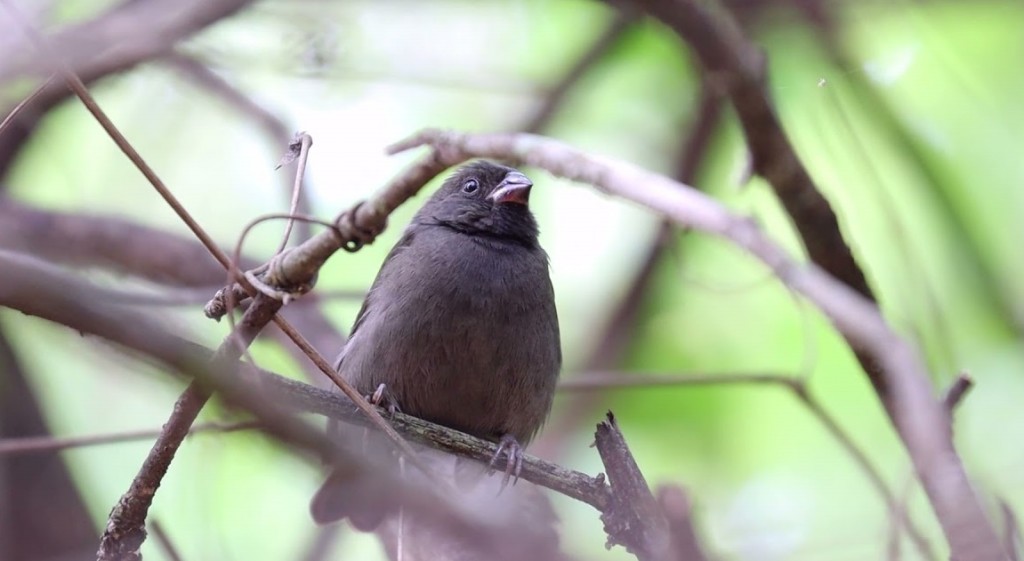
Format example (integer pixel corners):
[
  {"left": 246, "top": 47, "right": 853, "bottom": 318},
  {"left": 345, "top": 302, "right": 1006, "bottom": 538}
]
[
  {"left": 535, "top": 84, "right": 723, "bottom": 458},
  {"left": 657, "top": 485, "right": 710, "bottom": 561},
  {"left": 0, "top": 421, "right": 258, "bottom": 456},
  {"left": 942, "top": 372, "right": 974, "bottom": 412},
  {"left": 559, "top": 371, "right": 797, "bottom": 391},
  {"left": 0, "top": 73, "right": 55, "bottom": 136},
  {"left": 163, "top": 52, "right": 315, "bottom": 243},
  {"left": 523, "top": 10, "right": 636, "bottom": 133},
  {"left": 149, "top": 520, "right": 184, "bottom": 561},
  {"left": 1001, "top": 500, "right": 1021, "bottom": 561},
  {"left": 275, "top": 133, "right": 313, "bottom": 253}
]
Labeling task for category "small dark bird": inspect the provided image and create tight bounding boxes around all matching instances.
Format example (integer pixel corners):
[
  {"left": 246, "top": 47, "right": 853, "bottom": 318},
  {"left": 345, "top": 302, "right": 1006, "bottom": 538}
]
[{"left": 311, "top": 161, "right": 561, "bottom": 528}]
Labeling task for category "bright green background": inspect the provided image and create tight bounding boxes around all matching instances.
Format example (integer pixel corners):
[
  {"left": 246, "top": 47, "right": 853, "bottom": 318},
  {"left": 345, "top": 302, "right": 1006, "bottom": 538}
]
[{"left": 4, "top": 1, "right": 1023, "bottom": 559}]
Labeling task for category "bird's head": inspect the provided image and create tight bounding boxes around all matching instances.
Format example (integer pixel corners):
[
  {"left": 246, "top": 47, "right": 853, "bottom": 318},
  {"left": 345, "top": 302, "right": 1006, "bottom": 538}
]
[{"left": 416, "top": 161, "right": 541, "bottom": 246}]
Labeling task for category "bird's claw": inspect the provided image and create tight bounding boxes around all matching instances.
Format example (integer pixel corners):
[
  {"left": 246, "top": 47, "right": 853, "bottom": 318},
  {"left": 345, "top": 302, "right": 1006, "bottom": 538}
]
[
  {"left": 367, "top": 383, "right": 401, "bottom": 416},
  {"left": 488, "top": 434, "right": 524, "bottom": 491}
]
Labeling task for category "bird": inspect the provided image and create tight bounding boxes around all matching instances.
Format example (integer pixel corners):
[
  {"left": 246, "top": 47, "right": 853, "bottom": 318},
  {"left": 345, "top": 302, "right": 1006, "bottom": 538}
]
[{"left": 310, "top": 160, "right": 562, "bottom": 529}]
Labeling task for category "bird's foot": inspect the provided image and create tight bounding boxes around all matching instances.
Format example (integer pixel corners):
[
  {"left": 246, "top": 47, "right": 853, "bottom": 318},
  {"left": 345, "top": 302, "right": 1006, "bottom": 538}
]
[
  {"left": 488, "top": 434, "right": 524, "bottom": 490},
  {"left": 367, "top": 383, "right": 401, "bottom": 416}
]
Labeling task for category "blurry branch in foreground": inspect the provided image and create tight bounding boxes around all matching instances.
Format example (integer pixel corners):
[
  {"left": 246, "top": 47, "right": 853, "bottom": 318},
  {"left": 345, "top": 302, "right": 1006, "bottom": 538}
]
[
  {"left": 0, "top": 250, "right": 705, "bottom": 561},
  {"left": 0, "top": 0, "right": 256, "bottom": 177},
  {"left": 0, "top": 198, "right": 352, "bottom": 380},
  {"left": 887, "top": 372, "right": 976, "bottom": 560},
  {"left": 0, "top": 6, "right": 432, "bottom": 555}
]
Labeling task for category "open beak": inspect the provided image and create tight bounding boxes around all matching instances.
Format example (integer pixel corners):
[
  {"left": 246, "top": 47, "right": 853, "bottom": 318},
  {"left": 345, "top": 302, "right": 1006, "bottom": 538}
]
[{"left": 487, "top": 171, "right": 533, "bottom": 205}]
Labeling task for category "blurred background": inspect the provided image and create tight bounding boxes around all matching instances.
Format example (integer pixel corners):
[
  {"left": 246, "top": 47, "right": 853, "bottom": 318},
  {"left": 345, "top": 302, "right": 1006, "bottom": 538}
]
[{"left": 1, "top": 0, "right": 1023, "bottom": 560}]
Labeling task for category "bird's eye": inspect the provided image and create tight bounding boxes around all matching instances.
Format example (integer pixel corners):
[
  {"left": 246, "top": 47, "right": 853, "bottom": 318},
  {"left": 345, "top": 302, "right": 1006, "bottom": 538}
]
[{"left": 462, "top": 179, "right": 479, "bottom": 194}]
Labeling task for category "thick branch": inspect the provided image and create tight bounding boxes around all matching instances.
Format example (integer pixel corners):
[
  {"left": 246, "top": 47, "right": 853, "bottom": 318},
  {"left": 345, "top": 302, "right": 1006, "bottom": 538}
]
[
  {"left": 0, "top": 198, "right": 249, "bottom": 286},
  {"left": 0, "top": 0, "right": 255, "bottom": 177},
  {"left": 0, "top": 0, "right": 253, "bottom": 84},
  {"left": 0, "top": 199, "right": 345, "bottom": 368},
  {"left": 0, "top": 322, "right": 96, "bottom": 560}
]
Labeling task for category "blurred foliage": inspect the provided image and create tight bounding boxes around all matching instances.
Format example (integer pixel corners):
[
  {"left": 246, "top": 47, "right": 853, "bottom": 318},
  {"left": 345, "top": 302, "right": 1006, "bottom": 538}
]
[{"left": 2, "top": 1, "right": 1023, "bottom": 560}]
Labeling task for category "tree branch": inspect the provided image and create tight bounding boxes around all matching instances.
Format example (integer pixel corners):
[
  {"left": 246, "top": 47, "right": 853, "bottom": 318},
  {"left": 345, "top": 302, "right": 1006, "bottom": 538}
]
[
  {"left": 595, "top": 412, "right": 670, "bottom": 560},
  {"left": 0, "top": 0, "right": 256, "bottom": 177}
]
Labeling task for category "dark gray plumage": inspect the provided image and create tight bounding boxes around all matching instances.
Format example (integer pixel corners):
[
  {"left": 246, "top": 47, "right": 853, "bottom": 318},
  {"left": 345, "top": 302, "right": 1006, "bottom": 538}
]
[{"left": 311, "top": 161, "right": 561, "bottom": 526}]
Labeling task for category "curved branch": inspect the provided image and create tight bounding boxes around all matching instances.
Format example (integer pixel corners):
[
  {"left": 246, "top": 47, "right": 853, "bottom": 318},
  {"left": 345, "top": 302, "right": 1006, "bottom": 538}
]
[{"left": 386, "top": 128, "right": 1004, "bottom": 561}]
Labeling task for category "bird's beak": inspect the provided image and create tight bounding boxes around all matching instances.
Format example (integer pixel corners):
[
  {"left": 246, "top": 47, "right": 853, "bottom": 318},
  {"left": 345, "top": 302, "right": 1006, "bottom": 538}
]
[{"left": 488, "top": 171, "right": 533, "bottom": 205}]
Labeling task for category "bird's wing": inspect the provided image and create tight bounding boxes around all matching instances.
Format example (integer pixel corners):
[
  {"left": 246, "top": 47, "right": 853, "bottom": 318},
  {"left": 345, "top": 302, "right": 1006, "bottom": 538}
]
[{"left": 333, "top": 226, "right": 418, "bottom": 371}]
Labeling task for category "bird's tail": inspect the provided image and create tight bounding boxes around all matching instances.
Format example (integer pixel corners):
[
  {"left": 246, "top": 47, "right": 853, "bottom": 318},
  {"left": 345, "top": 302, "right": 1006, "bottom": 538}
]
[{"left": 310, "top": 465, "right": 395, "bottom": 530}]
